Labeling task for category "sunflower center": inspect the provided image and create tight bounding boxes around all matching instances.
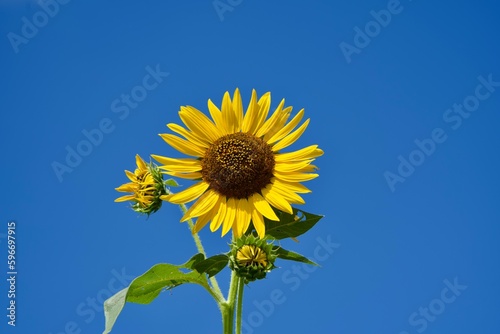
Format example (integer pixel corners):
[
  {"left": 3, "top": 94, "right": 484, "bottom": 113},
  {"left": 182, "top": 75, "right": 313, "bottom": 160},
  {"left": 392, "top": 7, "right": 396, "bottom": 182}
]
[{"left": 201, "top": 132, "right": 275, "bottom": 199}]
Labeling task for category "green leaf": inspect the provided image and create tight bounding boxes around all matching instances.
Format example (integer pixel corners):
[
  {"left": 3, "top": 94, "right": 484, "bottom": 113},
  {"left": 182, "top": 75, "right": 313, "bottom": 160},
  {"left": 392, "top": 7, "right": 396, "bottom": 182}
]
[
  {"left": 181, "top": 253, "right": 205, "bottom": 270},
  {"left": 265, "top": 208, "right": 323, "bottom": 240},
  {"left": 193, "top": 254, "right": 229, "bottom": 277},
  {"left": 102, "top": 287, "right": 129, "bottom": 334},
  {"left": 273, "top": 246, "right": 318, "bottom": 266},
  {"left": 126, "top": 263, "right": 210, "bottom": 304},
  {"left": 102, "top": 259, "right": 211, "bottom": 333}
]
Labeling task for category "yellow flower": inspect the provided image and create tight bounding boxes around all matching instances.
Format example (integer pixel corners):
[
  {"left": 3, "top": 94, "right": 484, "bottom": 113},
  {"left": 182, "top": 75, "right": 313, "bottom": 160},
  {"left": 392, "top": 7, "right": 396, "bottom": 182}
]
[
  {"left": 234, "top": 245, "right": 271, "bottom": 282},
  {"left": 115, "top": 154, "right": 166, "bottom": 215},
  {"left": 230, "top": 234, "right": 277, "bottom": 282},
  {"left": 236, "top": 245, "right": 269, "bottom": 268},
  {"left": 152, "top": 89, "right": 323, "bottom": 238}
]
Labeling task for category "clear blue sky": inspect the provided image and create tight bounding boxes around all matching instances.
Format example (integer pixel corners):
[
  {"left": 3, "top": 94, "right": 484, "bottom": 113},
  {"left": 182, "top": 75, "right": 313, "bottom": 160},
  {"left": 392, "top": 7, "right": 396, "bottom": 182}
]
[{"left": 1, "top": 1, "right": 499, "bottom": 333}]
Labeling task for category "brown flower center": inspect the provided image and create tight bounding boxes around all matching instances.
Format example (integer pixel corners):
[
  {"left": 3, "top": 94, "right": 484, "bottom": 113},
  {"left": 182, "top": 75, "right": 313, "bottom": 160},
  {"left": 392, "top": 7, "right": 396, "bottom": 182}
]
[{"left": 201, "top": 132, "right": 275, "bottom": 199}]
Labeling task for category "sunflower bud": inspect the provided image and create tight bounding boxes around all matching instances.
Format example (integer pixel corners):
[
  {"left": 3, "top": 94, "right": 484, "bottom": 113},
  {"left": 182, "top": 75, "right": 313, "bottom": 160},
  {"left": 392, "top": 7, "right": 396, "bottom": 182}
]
[
  {"left": 115, "top": 154, "right": 167, "bottom": 215},
  {"left": 229, "top": 235, "right": 277, "bottom": 283}
]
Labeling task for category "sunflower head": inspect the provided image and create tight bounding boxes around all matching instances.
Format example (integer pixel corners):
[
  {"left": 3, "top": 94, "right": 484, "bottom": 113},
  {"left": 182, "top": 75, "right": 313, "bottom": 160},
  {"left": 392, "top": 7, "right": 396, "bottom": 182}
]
[
  {"left": 229, "top": 234, "right": 277, "bottom": 283},
  {"left": 115, "top": 154, "right": 167, "bottom": 215},
  {"left": 153, "top": 89, "right": 323, "bottom": 238}
]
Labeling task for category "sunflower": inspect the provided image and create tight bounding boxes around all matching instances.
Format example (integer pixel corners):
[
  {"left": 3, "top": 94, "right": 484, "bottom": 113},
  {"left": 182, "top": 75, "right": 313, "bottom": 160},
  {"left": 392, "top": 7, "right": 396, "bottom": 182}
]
[
  {"left": 229, "top": 234, "right": 277, "bottom": 282},
  {"left": 115, "top": 154, "right": 166, "bottom": 215},
  {"left": 152, "top": 89, "right": 323, "bottom": 238}
]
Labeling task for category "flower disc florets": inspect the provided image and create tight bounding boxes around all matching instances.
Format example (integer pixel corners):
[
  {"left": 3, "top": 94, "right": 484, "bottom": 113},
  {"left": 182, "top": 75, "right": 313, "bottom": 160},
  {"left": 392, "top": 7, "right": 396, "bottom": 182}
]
[
  {"left": 229, "top": 235, "right": 277, "bottom": 283},
  {"left": 201, "top": 132, "right": 275, "bottom": 199}
]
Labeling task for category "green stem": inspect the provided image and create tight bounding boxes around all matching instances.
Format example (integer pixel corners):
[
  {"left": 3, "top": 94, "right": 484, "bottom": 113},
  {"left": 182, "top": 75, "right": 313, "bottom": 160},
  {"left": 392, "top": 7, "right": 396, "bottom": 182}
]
[
  {"left": 177, "top": 202, "right": 224, "bottom": 303},
  {"left": 169, "top": 188, "right": 244, "bottom": 332},
  {"left": 223, "top": 270, "right": 240, "bottom": 334},
  {"left": 222, "top": 303, "right": 233, "bottom": 334},
  {"left": 235, "top": 277, "right": 245, "bottom": 334}
]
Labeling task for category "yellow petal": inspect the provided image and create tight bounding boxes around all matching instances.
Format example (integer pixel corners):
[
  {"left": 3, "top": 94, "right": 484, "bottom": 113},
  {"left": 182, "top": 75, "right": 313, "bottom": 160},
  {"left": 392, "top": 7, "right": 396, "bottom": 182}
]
[
  {"left": 162, "top": 171, "right": 202, "bottom": 180},
  {"left": 273, "top": 179, "right": 311, "bottom": 194},
  {"left": 263, "top": 106, "right": 293, "bottom": 142},
  {"left": 167, "top": 123, "right": 210, "bottom": 148},
  {"left": 255, "top": 98, "right": 286, "bottom": 138},
  {"left": 210, "top": 196, "right": 227, "bottom": 232},
  {"left": 261, "top": 185, "right": 293, "bottom": 214},
  {"left": 135, "top": 154, "right": 147, "bottom": 170},
  {"left": 192, "top": 213, "right": 211, "bottom": 234},
  {"left": 115, "top": 183, "right": 136, "bottom": 192},
  {"left": 179, "top": 106, "right": 222, "bottom": 142},
  {"left": 250, "top": 193, "right": 279, "bottom": 221},
  {"left": 135, "top": 195, "right": 153, "bottom": 204},
  {"left": 151, "top": 154, "right": 202, "bottom": 172},
  {"left": 292, "top": 164, "right": 318, "bottom": 173},
  {"left": 193, "top": 198, "right": 222, "bottom": 234},
  {"left": 270, "top": 181, "right": 305, "bottom": 205},
  {"left": 272, "top": 119, "right": 310, "bottom": 152},
  {"left": 125, "top": 170, "right": 136, "bottom": 182},
  {"left": 233, "top": 198, "right": 251, "bottom": 237},
  {"left": 162, "top": 181, "right": 208, "bottom": 204},
  {"left": 159, "top": 133, "right": 206, "bottom": 157},
  {"left": 221, "top": 197, "right": 237, "bottom": 236},
  {"left": 241, "top": 89, "right": 259, "bottom": 133},
  {"left": 274, "top": 159, "right": 314, "bottom": 173},
  {"left": 251, "top": 209, "right": 266, "bottom": 239},
  {"left": 221, "top": 91, "right": 237, "bottom": 133},
  {"left": 207, "top": 99, "right": 228, "bottom": 134},
  {"left": 140, "top": 174, "right": 155, "bottom": 184},
  {"left": 250, "top": 92, "right": 271, "bottom": 135},
  {"left": 181, "top": 189, "right": 219, "bottom": 222},
  {"left": 275, "top": 145, "right": 323, "bottom": 162},
  {"left": 267, "top": 109, "right": 305, "bottom": 145},
  {"left": 274, "top": 171, "right": 319, "bottom": 183},
  {"left": 232, "top": 88, "right": 243, "bottom": 131},
  {"left": 115, "top": 195, "right": 135, "bottom": 202}
]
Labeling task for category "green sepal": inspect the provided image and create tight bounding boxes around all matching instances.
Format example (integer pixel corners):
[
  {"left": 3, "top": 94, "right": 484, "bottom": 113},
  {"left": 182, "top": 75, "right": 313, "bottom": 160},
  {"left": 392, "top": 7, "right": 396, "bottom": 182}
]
[
  {"left": 229, "top": 235, "right": 277, "bottom": 283},
  {"left": 273, "top": 246, "right": 318, "bottom": 266},
  {"left": 192, "top": 254, "right": 229, "bottom": 277},
  {"left": 265, "top": 208, "right": 323, "bottom": 240},
  {"left": 164, "top": 178, "right": 179, "bottom": 187},
  {"left": 102, "top": 259, "right": 210, "bottom": 334}
]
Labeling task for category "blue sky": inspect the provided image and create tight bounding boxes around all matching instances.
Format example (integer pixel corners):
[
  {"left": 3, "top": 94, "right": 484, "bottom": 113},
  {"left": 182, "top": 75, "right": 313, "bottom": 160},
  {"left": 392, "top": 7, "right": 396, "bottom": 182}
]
[{"left": 1, "top": 1, "right": 499, "bottom": 333}]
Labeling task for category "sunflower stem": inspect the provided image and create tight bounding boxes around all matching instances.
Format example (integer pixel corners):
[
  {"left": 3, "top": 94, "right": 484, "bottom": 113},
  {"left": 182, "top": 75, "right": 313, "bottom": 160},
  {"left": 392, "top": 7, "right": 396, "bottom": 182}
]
[
  {"left": 221, "top": 303, "right": 233, "bottom": 334},
  {"left": 235, "top": 276, "right": 245, "bottom": 334},
  {"left": 223, "top": 270, "right": 239, "bottom": 334},
  {"left": 177, "top": 202, "right": 224, "bottom": 303}
]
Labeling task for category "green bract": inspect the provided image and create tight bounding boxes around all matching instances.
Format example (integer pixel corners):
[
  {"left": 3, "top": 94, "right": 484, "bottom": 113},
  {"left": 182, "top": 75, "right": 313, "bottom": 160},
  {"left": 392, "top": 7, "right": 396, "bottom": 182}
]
[{"left": 229, "top": 235, "right": 277, "bottom": 283}]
